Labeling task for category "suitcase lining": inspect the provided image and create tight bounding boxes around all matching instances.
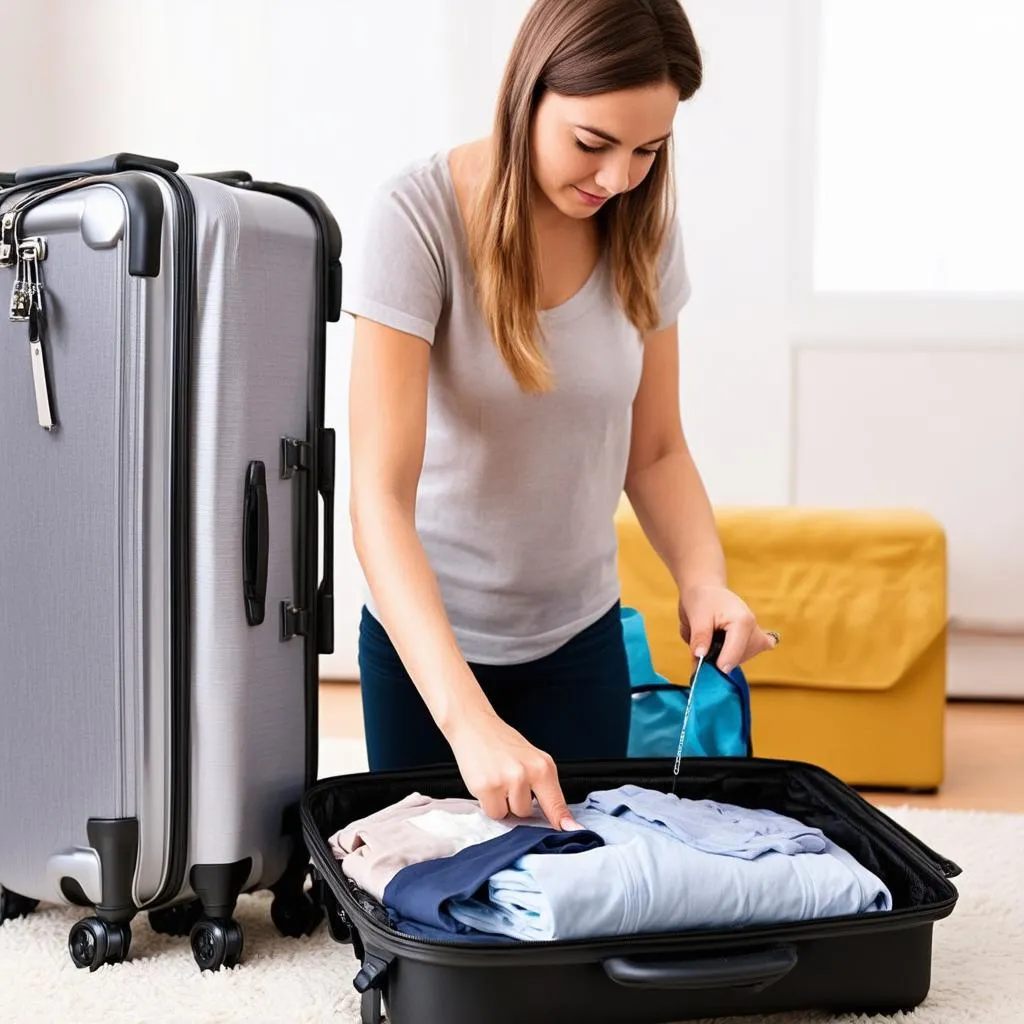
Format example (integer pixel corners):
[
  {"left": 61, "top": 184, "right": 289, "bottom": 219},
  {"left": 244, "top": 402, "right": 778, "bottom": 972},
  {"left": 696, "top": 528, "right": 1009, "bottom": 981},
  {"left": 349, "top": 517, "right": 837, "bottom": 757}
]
[{"left": 303, "top": 759, "right": 959, "bottom": 953}]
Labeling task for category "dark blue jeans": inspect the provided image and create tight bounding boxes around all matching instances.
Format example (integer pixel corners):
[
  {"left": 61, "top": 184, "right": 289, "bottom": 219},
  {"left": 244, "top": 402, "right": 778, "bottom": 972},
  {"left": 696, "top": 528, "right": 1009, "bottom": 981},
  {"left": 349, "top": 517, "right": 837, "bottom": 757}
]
[{"left": 358, "top": 602, "right": 632, "bottom": 772}]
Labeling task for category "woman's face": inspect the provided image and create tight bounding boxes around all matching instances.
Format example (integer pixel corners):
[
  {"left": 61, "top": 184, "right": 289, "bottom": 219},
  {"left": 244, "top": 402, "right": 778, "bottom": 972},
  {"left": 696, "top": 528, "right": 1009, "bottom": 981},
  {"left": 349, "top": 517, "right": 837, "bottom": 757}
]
[{"left": 530, "top": 80, "right": 679, "bottom": 220}]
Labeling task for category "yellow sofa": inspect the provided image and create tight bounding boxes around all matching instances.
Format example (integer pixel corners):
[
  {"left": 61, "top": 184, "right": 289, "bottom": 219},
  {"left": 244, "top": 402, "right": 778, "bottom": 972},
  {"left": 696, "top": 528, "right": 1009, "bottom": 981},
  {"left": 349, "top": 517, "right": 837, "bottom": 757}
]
[{"left": 615, "top": 498, "right": 947, "bottom": 791}]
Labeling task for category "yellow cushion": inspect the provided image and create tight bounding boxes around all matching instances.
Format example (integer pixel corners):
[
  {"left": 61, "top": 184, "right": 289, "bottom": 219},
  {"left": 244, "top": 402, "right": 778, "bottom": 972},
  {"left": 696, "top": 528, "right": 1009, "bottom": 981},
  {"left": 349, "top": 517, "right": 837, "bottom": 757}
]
[{"left": 615, "top": 497, "right": 947, "bottom": 790}]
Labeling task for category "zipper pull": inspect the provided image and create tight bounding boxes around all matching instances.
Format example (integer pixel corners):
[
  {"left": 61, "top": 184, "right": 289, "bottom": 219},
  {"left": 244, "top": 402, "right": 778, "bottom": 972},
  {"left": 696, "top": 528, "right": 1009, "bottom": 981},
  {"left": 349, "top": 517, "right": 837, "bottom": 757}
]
[
  {"left": 671, "top": 651, "right": 704, "bottom": 794},
  {"left": 21, "top": 237, "right": 46, "bottom": 312},
  {"left": 9, "top": 279, "right": 31, "bottom": 320},
  {"left": 28, "top": 300, "right": 56, "bottom": 432},
  {"left": 9, "top": 261, "right": 30, "bottom": 321},
  {"left": 0, "top": 211, "right": 15, "bottom": 267},
  {"left": 14, "top": 237, "right": 56, "bottom": 431},
  {"left": 20, "top": 236, "right": 47, "bottom": 264},
  {"left": 8, "top": 237, "right": 46, "bottom": 321}
]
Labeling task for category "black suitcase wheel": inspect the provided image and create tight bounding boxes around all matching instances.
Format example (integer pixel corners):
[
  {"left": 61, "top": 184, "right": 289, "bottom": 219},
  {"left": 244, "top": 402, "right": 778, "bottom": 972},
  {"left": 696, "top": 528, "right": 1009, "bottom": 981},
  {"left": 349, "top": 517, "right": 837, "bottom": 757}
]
[
  {"left": 190, "top": 917, "right": 243, "bottom": 971},
  {"left": 316, "top": 879, "right": 353, "bottom": 946},
  {"left": 68, "top": 917, "right": 131, "bottom": 971},
  {"left": 148, "top": 898, "right": 204, "bottom": 937},
  {"left": 0, "top": 887, "right": 39, "bottom": 924},
  {"left": 271, "top": 889, "right": 324, "bottom": 938}
]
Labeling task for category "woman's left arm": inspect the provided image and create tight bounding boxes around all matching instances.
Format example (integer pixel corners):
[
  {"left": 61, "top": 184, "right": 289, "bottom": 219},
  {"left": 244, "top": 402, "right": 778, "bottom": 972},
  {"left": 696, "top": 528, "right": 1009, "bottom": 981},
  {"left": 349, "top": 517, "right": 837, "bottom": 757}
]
[{"left": 623, "top": 323, "right": 776, "bottom": 673}]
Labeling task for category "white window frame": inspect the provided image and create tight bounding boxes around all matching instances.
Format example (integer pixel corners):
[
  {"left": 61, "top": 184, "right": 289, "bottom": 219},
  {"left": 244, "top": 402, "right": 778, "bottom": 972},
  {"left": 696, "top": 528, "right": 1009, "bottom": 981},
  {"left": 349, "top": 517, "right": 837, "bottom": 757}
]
[{"left": 787, "top": 0, "right": 1024, "bottom": 350}]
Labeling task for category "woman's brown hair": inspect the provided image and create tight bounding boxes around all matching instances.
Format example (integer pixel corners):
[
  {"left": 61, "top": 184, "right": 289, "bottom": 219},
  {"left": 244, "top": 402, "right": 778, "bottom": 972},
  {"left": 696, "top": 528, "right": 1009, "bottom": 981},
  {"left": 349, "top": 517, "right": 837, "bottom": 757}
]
[{"left": 467, "top": 0, "right": 702, "bottom": 393}]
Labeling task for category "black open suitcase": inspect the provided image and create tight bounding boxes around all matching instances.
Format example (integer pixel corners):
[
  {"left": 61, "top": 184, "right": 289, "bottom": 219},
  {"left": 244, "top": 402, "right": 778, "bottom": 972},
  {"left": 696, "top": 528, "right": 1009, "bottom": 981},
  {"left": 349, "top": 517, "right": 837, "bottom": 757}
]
[{"left": 302, "top": 757, "right": 961, "bottom": 1024}]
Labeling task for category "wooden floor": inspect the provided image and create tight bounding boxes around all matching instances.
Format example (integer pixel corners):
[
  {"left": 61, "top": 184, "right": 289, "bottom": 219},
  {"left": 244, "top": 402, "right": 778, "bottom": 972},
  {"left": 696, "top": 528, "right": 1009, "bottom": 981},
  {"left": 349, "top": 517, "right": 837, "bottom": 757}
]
[{"left": 319, "top": 682, "right": 1024, "bottom": 813}]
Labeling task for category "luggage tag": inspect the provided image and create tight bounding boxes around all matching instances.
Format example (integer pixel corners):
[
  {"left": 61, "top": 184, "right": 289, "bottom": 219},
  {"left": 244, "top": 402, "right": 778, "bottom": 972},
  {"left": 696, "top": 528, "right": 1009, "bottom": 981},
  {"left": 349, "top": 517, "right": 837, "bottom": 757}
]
[{"left": 670, "top": 628, "right": 727, "bottom": 795}]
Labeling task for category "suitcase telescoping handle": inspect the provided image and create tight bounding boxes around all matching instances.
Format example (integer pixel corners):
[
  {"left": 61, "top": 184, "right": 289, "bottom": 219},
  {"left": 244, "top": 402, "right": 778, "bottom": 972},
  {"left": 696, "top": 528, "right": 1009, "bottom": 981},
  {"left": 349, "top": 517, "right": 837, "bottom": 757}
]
[
  {"left": 317, "top": 427, "right": 336, "bottom": 654},
  {"left": 603, "top": 945, "right": 798, "bottom": 992},
  {"left": 197, "top": 170, "right": 254, "bottom": 185},
  {"left": 13, "top": 152, "right": 180, "bottom": 185},
  {"left": 10, "top": 155, "right": 258, "bottom": 188},
  {"left": 278, "top": 428, "right": 336, "bottom": 653}
]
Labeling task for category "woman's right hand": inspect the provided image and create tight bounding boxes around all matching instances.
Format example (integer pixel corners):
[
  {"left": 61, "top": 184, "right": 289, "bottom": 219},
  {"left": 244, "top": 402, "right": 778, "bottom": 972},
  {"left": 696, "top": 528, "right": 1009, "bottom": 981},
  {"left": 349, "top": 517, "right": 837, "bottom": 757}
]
[{"left": 445, "top": 707, "right": 582, "bottom": 831}]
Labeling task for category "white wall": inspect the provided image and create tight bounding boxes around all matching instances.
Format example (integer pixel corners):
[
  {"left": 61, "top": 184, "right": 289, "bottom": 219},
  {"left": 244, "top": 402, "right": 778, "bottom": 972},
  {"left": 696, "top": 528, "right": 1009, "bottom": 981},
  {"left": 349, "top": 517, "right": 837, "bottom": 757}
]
[
  {"left": 669, "top": 0, "right": 796, "bottom": 506},
  {"left": 8, "top": 0, "right": 1022, "bottom": 694},
  {"left": 0, "top": 0, "right": 62, "bottom": 168}
]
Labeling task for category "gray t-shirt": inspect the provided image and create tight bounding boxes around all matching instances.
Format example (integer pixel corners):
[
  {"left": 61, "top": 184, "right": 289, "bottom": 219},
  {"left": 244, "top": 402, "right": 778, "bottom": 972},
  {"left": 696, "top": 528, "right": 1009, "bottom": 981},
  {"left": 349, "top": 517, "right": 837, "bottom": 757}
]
[{"left": 343, "top": 151, "right": 691, "bottom": 665}]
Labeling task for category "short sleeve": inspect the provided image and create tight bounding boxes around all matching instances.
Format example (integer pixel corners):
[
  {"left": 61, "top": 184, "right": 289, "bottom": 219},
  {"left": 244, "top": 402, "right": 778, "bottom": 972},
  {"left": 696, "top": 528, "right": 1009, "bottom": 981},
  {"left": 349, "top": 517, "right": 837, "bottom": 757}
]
[
  {"left": 341, "top": 176, "right": 446, "bottom": 345},
  {"left": 656, "top": 215, "right": 692, "bottom": 331}
]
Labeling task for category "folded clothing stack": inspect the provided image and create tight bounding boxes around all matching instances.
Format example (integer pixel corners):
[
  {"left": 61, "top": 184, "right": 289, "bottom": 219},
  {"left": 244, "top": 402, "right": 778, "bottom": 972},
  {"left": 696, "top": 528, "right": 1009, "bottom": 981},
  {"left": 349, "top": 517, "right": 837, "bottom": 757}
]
[{"left": 328, "top": 784, "right": 893, "bottom": 944}]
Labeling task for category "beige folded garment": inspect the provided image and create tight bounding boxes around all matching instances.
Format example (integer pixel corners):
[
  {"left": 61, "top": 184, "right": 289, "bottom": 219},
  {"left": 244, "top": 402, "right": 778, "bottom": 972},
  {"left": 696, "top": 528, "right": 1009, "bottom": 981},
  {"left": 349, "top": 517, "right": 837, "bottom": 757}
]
[{"left": 328, "top": 792, "right": 513, "bottom": 900}]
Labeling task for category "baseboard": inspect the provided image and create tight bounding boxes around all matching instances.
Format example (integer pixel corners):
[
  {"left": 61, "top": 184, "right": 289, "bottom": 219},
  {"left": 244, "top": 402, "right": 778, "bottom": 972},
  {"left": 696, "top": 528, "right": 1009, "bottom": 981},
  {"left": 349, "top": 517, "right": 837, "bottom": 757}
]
[{"left": 948, "top": 633, "right": 1024, "bottom": 699}]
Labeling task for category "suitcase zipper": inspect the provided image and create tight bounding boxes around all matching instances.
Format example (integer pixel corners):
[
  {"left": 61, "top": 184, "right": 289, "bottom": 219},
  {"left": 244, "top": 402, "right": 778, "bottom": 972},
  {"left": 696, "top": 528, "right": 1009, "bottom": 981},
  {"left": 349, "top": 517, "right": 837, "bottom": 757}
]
[
  {"left": 1, "top": 172, "right": 165, "bottom": 432},
  {"left": 301, "top": 774, "right": 959, "bottom": 963},
  {"left": 0, "top": 175, "right": 112, "bottom": 264},
  {"left": 2, "top": 177, "right": 120, "bottom": 431},
  {"left": 803, "top": 768, "right": 963, "bottom": 879},
  {"left": 145, "top": 166, "right": 196, "bottom": 910}
]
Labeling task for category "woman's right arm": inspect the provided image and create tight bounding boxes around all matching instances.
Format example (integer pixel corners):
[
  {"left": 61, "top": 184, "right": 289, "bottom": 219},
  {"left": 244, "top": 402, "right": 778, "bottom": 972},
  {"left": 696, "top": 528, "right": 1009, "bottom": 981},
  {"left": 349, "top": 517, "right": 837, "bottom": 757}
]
[{"left": 348, "top": 315, "right": 579, "bottom": 830}]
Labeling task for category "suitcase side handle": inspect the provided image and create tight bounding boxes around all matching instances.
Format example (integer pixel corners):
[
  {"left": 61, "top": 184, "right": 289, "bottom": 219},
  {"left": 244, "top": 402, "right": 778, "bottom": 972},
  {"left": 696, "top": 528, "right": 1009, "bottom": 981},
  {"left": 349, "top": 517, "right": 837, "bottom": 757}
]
[
  {"left": 243, "top": 461, "right": 270, "bottom": 626},
  {"left": 603, "top": 945, "right": 798, "bottom": 992},
  {"left": 13, "top": 152, "right": 180, "bottom": 185}
]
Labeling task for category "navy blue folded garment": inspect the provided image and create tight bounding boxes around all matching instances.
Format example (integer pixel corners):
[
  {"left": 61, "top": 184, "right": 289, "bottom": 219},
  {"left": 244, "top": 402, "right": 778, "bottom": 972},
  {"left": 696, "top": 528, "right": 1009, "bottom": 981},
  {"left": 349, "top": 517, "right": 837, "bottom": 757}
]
[{"left": 381, "top": 824, "right": 605, "bottom": 943}]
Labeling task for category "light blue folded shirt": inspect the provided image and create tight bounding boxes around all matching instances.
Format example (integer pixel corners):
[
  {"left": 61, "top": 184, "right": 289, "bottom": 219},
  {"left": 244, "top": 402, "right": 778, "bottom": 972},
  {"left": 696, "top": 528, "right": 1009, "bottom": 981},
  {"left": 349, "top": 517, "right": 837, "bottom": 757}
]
[
  {"left": 584, "top": 784, "right": 828, "bottom": 859},
  {"left": 447, "top": 806, "right": 892, "bottom": 942}
]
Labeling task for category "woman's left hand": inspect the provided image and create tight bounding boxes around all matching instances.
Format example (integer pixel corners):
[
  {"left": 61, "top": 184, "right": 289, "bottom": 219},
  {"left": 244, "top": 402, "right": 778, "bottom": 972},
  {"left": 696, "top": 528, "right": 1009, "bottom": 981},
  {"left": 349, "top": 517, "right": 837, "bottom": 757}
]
[{"left": 679, "top": 584, "right": 778, "bottom": 674}]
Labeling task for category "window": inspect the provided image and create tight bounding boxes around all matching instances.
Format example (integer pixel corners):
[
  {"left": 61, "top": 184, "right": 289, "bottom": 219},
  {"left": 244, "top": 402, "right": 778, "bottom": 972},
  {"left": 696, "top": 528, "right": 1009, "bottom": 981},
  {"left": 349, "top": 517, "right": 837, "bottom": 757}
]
[{"left": 812, "top": 1, "right": 1024, "bottom": 294}]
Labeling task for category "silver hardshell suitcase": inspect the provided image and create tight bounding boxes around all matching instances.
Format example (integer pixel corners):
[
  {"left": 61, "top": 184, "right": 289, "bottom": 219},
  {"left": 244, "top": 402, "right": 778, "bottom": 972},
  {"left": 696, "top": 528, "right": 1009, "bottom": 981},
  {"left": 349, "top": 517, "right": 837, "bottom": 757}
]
[{"left": 0, "top": 153, "right": 341, "bottom": 972}]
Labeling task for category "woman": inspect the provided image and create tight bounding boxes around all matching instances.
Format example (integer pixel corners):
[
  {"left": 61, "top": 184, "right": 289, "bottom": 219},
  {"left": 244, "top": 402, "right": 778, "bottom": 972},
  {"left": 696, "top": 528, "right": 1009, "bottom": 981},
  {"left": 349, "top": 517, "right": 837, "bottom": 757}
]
[{"left": 344, "top": 0, "right": 777, "bottom": 830}]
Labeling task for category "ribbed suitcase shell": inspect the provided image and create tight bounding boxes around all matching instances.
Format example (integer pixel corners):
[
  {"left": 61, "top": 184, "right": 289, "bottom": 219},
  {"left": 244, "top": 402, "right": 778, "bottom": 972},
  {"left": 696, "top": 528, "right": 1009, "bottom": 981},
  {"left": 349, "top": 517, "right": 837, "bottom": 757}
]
[
  {"left": 303, "top": 758, "right": 961, "bottom": 1024},
  {"left": 0, "top": 157, "right": 340, "bottom": 971}
]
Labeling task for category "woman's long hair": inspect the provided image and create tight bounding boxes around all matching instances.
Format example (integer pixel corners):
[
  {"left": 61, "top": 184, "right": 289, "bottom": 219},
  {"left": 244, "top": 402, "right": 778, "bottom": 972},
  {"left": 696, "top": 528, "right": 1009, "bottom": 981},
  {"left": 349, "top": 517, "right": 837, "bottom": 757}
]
[{"left": 467, "top": 0, "right": 702, "bottom": 393}]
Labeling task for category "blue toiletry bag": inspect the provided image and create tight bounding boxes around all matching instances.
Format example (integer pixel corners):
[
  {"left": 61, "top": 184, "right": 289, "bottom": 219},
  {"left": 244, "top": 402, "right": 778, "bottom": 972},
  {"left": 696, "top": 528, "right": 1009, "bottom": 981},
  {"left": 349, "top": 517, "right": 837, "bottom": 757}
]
[{"left": 622, "top": 606, "right": 753, "bottom": 759}]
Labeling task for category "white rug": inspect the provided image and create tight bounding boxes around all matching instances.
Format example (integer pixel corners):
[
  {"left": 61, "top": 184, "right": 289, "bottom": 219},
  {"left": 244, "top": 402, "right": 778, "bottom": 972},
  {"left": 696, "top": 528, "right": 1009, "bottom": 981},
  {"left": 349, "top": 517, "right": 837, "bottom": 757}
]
[{"left": 1, "top": 737, "right": 1021, "bottom": 1024}]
